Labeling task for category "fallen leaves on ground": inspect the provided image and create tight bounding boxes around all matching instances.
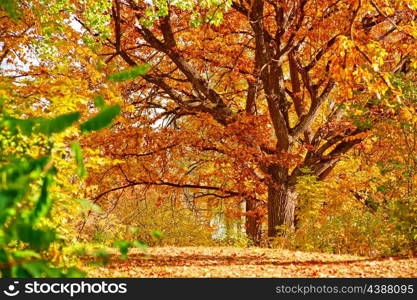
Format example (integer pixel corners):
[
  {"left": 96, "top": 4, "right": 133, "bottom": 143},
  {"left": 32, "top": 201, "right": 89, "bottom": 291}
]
[{"left": 85, "top": 247, "right": 417, "bottom": 278}]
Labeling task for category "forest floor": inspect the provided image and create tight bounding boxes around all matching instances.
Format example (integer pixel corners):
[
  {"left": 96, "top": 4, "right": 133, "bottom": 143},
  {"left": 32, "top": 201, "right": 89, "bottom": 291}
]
[{"left": 86, "top": 246, "right": 417, "bottom": 277}]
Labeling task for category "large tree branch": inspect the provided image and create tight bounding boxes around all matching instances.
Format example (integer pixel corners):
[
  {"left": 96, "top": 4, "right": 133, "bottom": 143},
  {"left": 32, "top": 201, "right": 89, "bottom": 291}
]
[
  {"left": 112, "top": 21, "right": 233, "bottom": 124},
  {"left": 248, "top": 0, "right": 290, "bottom": 150},
  {"left": 290, "top": 78, "right": 335, "bottom": 140},
  {"left": 314, "top": 137, "right": 364, "bottom": 180},
  {"left": 305, "top": 34, "right": 340, "bottom": 72},
  {"left": 134, "top": 13, "right": 234, "bottom": 124},
  {"left": 93, "top": 179, "right": 247, "bottom": 202},
  {"left": 370, "top": 0, "right": 416, "bottom": 40},
  {"left": 109, "top": 144, "right": 178, "bottom": 158},
  {"left": 290, "top": 132, "right": 365, "bottom": 183}
]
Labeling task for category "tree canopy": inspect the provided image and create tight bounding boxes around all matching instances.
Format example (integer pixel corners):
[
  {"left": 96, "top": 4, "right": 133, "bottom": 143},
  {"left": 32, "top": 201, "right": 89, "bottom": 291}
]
[{"left": 0, "top": 0, "right": 416, "bottom": 278}]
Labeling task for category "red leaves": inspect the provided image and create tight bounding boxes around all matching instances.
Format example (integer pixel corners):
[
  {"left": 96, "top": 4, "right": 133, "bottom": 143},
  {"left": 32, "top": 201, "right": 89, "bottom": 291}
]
[
  {"left": 155, "top": 198, "right": 163, "bottom": 207},
  {"left": 87, "top": 247, "right": 417, "bottom": 278},
  {"left": 304, "top": 144, "right": 315, "bottom": 151}
]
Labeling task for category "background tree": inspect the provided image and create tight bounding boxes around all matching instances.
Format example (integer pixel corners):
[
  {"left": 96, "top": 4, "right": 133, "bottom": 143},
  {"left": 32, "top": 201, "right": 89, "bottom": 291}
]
[{"left": 73, "top": 0, "right": 417, "bottom": 243}]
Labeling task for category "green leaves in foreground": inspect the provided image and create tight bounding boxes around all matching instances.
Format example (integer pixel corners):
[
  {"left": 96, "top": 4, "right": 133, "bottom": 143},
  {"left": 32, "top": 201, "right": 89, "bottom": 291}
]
[
  {"left": 152, "top": 230, "right": 164, "bottom": 239},
  {"left": 80, "top": 105, "right": 121, "bottom": 133},
  {"left": 0, "top": 96, "right": 120, "bottom": 277},
  {"left": 78, "top": 64, "right": 151, "bottom": 132},
  {"left": 71, "top": 142, "right": 87, "bottom": 177},
  {"left": 2, "top": 99, "right": 120, "bottom": 136},
  {"left": 3, "top": 112, "right": 81, "bottom": 136},
  {"left": 106, "top": 64, "right": 151, "bottom": 82},
  {"left": 0, "top": 0, "right": 21, "bottom": 20},
  {"left": 30, "top": 176, "right": 53, "bottom": 222},
  {"left": 39, "top": 112, "right": 81, "bottom": 135},
  {"left": 94, "top": 95, "right": 106, "bottom": 109},
  {"left": 0, "top": 156, "right": 81, "bottom": 277},
  {"left": 114, "top": 240, "right": 147, "bottom": 260}
]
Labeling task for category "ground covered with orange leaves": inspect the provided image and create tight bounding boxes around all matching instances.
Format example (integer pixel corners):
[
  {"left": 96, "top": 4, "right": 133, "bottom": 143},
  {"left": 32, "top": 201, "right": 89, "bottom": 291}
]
[{"left": 87, "top": 247, "right": 417, "bottom": 278}]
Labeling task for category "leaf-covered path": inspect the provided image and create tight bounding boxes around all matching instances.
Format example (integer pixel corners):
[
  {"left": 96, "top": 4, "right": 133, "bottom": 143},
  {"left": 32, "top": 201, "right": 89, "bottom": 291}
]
[{"left": 87, "top": 247, "right": 417, "bottom": 278}]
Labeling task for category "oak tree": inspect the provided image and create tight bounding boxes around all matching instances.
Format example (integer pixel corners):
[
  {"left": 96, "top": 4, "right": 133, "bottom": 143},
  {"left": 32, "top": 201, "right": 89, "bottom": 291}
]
[{"left": 75, "top": 0, "right": 417, "bottom": 243}]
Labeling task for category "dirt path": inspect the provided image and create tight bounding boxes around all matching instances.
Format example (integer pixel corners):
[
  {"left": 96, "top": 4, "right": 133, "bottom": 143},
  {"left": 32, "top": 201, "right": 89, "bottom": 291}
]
[{"left": 87, "top": 246, "right": 417, "bottom": 278}]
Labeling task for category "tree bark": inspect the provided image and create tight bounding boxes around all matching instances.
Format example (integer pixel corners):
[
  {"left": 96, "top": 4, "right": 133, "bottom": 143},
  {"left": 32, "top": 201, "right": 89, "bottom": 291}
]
[
  {"left": 267, "top": 165, "right": 296, "bottom": 237},
  {"left": 245, "top": 198, "right": 261, "bottom": 245}
]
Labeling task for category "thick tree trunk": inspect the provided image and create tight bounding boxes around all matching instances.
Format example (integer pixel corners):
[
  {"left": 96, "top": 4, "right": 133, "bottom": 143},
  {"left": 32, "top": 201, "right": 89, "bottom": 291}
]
[
  {"left": 267, "top": 185, "right": 296, "bottom": 237},
  {"left": 245, "top": 198, "right": 261, "bottom": 246},
  {"left": 267, "top": 165, "right": 296, "bottom": 237}
]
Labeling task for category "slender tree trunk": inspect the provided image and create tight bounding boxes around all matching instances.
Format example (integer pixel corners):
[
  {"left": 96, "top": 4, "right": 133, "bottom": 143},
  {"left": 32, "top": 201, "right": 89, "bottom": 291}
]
[
  {"left": 267, "top": 165, "right": 296, "bottom": 237},
  {"left": 245, "top": 198, "right": 261, "bottom": 246}
]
